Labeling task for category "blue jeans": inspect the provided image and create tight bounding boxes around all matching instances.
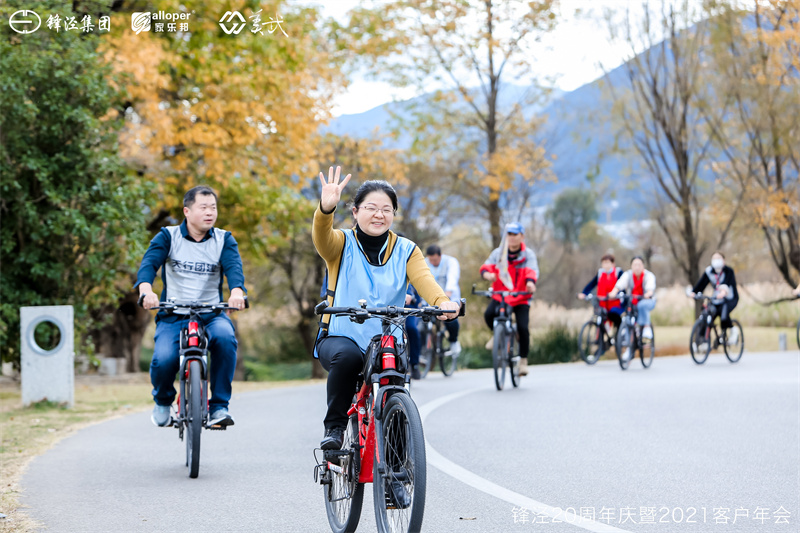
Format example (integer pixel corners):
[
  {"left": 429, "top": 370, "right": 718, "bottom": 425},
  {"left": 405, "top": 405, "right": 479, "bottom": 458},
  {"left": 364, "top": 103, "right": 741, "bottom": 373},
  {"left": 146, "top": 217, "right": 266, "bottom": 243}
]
[
  {"left": 636, "top": 299, "right": 657, "bottom": 326},
  {"left": 151, "top": 314, "right": 238, "bottom": 412}
]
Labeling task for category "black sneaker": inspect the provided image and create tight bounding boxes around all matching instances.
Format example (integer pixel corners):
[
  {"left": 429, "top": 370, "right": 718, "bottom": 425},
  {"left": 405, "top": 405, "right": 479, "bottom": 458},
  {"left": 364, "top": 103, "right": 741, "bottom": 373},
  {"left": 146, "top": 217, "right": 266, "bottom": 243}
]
[
  {"left": 411, "top": 365, "right": 421, "bottom": 380},
  {"left": 321, "top": 426, "right": 345, "bottom": 450}
]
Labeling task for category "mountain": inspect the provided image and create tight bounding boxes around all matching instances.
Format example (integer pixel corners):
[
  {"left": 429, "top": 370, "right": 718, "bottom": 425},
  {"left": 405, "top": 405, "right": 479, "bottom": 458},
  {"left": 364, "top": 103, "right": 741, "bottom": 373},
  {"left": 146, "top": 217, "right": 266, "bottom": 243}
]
[{"left": 326, "top": 64, "right": 652, "bottom": 222}]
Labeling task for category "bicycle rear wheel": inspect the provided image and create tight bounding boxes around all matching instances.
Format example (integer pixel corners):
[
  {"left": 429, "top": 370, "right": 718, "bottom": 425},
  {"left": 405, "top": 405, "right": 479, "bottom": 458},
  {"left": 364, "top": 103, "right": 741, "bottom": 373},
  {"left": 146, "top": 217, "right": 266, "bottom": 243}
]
[
  {"left": 615, "top": 325, "right": 633, "bottom": 370},
  {"left": 492, "top": 325, "right": 507, "bottom": 390},
  {"left": 689, "top": 319, "right": 711, "bottom": 364},
  {"left": 578, "top": 320, "right": 602, "bottom": 364},
  {"left": 186, "top": 360, "right": 202, "bottom": 478},
  {"left": 723, "top": 319, "right": 744, "bottom": 363},
  {"left": 374, "top": 393, "right": 426, "bottom": 533},
  {"left": 417, "top": 328, "right": 433, "bottom": 379},
  {"left": 324, "top": 414, "right": 364, "bottom": 533},
  {"left": 639, "top": 327, "right": 655, "bottom": 368},
  {"left": 438, "top": 330, "right": 456, "bottom": 377}
]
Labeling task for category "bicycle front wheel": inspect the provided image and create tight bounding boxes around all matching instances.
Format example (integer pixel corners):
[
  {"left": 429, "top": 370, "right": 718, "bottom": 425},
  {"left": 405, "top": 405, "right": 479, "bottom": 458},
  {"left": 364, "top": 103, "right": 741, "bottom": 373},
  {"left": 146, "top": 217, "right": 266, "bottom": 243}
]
[
  {"left": 324, "top": 414, "right": 364, "bottom": 533},
  {"left": 374, "top": 393, "right": 426, "bottom": 533},
  {"left": 438, "top": 330, "right": 456, "bottom": 377},
  {"left": 689, "top": 319, "right": 710, "bottom": 364},
  {"left": 492, "top": 326, "right": 507, "bottom": 390},
  {"left": 723, "top": 320, "right": 744, "bottom": 363},
  {"left": 578, "top": 320, "right": 602, "bottom": 364},
  {"left": 640, "top": 327, "right": 655, "bottom": 368},
  {"left": 509, "top": 330, "right": 521, "bottom": 388},
  {"left": 417, "top": 329, "right": 433, "bottom": 379},
  {"left": 186, "top": 360, "right": 202, "bottom": 479},
  {"left": 614, "top": 324, "right": 633, "bottom": 370}
]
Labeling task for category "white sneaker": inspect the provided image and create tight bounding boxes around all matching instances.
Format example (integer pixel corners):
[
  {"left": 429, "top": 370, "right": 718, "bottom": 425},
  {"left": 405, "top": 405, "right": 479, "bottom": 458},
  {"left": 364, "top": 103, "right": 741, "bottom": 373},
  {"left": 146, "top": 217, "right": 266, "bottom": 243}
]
[
  {"left": 642, "top": 326, "right": 653, "bottom": 340},
  {"left": 485, "top": 336, "right": 494, "bottom": 350},
  {"left": 697, "top": 342, "right": 709, "bottom": 353},
  {"left": 519, "top": 358, "right": 529, "bottom": 376},
  {"left": 727, "top": 328, "right": 739, "bottom": 346},
  {"left": 449, "top": 341, "right": 461, "bottom": 355}
]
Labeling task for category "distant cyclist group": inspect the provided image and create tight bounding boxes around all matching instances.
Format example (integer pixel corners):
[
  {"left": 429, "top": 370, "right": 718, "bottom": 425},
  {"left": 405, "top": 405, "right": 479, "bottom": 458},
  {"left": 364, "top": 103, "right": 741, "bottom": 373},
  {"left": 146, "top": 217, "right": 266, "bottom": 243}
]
[{"left": 131, "top": 168, "right": 761, "bottom": 530}]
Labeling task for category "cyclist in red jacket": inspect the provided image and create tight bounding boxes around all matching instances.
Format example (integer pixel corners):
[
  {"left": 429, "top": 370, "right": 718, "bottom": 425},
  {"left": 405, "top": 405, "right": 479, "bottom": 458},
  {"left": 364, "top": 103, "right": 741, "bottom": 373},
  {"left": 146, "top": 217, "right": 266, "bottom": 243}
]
[
  {"left": 578, "top": 253, "right": 624, "bottom": 330},
  {"left": 479, "top": 222, "right": 539, "bottom": 376}
]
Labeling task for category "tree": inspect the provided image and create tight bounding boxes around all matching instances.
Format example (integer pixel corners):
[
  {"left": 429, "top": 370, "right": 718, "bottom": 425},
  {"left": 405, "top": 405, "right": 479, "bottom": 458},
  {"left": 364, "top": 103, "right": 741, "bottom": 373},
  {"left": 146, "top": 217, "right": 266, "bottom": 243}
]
[
  {"left": 97, "top": 0, "right": 347, "bottom": 371},
  {"left": 546, "top": 188, "right": 598, "bottom": 249},
  {"left": 603, "top": 0, "right": 739, "bottom": 297},
  {"left": 344, "top": 0, "right": 559, "bottom": 246},
  {"left": 705, "top": 0, "right": 800, "bottom": 287},
  {"left": 0, "top": 0, "right": 150, "bottom": 365}
]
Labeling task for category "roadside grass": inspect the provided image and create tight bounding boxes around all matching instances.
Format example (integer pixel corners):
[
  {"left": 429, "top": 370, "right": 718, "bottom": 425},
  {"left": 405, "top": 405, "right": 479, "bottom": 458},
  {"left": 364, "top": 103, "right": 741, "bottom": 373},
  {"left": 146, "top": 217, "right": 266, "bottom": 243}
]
[{"left": 0, "top": 375, "right": 317, "bottom": 532}]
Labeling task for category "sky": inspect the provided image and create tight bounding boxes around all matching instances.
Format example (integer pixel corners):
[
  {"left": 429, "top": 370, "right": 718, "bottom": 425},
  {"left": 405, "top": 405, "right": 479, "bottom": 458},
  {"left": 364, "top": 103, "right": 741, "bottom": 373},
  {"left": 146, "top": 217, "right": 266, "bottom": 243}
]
[{"left": 297, "top": 0, "right": 697, "bottom": 117}]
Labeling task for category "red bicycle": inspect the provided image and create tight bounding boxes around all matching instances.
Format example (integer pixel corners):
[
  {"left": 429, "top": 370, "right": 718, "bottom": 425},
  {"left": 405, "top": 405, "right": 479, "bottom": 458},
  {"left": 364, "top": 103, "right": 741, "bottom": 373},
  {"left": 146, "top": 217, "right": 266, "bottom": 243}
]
[
  {"left": 314, "top": 298, "right": 465, "bottom": 533},
  {"left": 139, "top": 298, "right": 247, "bottom": 478}
]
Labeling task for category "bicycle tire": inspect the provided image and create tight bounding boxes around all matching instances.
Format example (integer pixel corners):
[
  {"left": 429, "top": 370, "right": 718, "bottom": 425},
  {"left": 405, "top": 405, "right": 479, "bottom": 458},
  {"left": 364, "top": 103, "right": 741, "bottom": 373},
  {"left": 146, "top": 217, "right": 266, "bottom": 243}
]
[
  {"left": 723, "top": 319, "right": 744, "bottom": 363},
  {"left": 186, "top": 360, "right": 202, "bottom": 479},
  {"left": 509, "top": 328, "right": 521, "bottom": 388},
  {"left": 689, "top": 319, "right": 710, "bottom": 364},
  {"left": 640, "top": 327, "right": 655, "bottom": 368},
  {"left": 578, "top": 320, "right": 602, "bottom": 365},
  {"left": 438, "top": 330, "right": 456, "bottom": 377},
  {"left": 373, "top": 393, "right": 426, "bottom": 533},
  {"left": 418, "top": 328, "right": 433, "bottom": 379},
  {"left": 615, "top": 324, "right": 633, "bottom": 370},
  {"left": 492, "top": 325, "right": 507, "bottom": 391},
  {"left": 796, "top": 318, "right": 800, "bottom": 351},
  {"left": 324, "top": 414, "right": 364, "bottom": 533}
]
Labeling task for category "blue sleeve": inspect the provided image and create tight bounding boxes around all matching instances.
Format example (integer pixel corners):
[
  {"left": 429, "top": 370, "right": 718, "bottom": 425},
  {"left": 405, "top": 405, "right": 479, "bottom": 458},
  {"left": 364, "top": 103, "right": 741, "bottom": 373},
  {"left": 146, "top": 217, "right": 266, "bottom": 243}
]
[
  {"left": 220, "top": 232, "right": 247, "bottom": 294},
  {"left": 581, "top": 274, "right": 599, "bottom": 295},
  {"left": 134, "top": 229, "right": 171, "bottom": 289}
]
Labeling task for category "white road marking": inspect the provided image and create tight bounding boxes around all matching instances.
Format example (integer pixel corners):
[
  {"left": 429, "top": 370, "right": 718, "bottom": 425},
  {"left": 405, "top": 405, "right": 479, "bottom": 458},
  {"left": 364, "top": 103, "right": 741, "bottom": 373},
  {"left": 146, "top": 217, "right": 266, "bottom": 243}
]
[{"left": 419, "top": 387, "right": 632, "bottom": 533}]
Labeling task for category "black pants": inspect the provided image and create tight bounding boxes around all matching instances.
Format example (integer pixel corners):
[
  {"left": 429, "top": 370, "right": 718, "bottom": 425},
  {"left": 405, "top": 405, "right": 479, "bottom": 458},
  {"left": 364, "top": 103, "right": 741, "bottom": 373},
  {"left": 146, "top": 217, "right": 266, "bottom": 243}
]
[
  {"left": 316, "top": 335, "right": 363, "bottom": 431},
  {"left": 444, "top": 319, "right": 459, "bottom": 343},
  {"left": 711, "top": 299, "right": 738, "bottom": 330},
  {"left": 484, "top": 301, "right": 530, "bottom": 358}
]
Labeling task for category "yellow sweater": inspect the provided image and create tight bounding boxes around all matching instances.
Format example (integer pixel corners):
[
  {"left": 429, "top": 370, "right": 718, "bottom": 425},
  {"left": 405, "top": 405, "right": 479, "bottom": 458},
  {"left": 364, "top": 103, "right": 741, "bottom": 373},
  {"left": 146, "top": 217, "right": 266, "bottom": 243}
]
[{"left": 312, "top": 206, "right": 449, "bottom": 328}]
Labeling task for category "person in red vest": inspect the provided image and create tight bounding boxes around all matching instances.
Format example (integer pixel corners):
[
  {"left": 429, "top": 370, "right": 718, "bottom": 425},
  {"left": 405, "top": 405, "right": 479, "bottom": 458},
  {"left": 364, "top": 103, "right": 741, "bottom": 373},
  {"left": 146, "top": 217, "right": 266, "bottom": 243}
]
[
  {"left": 608, "top": 256, "right": 657, "bottom": 339},
  {"left": 578, "top": 253, "right": 624, "bottom": 330},
  {"left": 479, "top": 222, "right": 539, "bottom": 376}
]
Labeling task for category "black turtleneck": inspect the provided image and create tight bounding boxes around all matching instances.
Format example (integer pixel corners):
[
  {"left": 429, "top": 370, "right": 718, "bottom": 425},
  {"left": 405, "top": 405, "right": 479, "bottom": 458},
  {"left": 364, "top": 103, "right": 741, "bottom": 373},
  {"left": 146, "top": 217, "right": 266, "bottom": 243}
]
[{"left": 356, "top": 224, "right": 389, "bottom": 264}]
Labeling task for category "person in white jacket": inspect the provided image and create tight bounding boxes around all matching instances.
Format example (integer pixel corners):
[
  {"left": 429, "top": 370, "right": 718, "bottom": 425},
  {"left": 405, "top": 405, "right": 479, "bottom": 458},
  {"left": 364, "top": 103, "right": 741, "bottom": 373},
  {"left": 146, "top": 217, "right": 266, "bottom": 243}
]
[
  {"left": 425, "top": 245, "right": 462, "bottom": 354},
  {"left": 608, "top": 256, "right": 657, "bottom": 339}
]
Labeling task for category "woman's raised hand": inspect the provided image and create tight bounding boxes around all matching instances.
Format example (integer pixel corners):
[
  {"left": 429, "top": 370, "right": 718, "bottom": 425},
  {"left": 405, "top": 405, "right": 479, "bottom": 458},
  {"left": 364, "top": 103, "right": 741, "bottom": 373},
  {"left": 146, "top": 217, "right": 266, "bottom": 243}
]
[{"left": 319, "top": 166, "right": 351, "bottom": 213}]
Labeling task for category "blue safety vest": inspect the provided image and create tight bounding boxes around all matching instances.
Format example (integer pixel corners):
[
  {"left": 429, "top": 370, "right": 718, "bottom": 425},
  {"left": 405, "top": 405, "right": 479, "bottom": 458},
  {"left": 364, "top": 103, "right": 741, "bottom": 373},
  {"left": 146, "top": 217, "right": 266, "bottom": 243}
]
[{"left": 315, "top": 229, "right": 415, "bottom": 356}]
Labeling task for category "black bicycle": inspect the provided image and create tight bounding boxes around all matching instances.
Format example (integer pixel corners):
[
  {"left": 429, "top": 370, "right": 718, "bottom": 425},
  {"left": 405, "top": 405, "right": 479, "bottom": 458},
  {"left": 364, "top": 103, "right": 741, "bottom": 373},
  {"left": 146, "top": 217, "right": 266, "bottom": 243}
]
[
  {"left": 614, "top": 292, "right": 655, "bottom": 370},
  {"left": 472, "top": 285, "right": 530, "bottom": 390},
  {"left": 577, "top": 294, "right": 618, "bottom": 364},
  {"left": 689, "top": 293, "right": 744, "bottom": 364},
  {"left": 314, "top": 298, "right": 465, "bottom": 533},
  {"left": 138, "top": 297, "right": 248, "bottom": 478},
  {"left": 417, "top": 317, "right": 457, "bottom": 378}
]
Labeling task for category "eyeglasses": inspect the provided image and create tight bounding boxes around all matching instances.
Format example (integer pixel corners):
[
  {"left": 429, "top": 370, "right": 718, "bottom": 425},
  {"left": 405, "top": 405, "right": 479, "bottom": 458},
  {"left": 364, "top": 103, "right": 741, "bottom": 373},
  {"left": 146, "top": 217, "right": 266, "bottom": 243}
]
[{"left": 358, "top": 205, "right": 395, "bottom": 216}]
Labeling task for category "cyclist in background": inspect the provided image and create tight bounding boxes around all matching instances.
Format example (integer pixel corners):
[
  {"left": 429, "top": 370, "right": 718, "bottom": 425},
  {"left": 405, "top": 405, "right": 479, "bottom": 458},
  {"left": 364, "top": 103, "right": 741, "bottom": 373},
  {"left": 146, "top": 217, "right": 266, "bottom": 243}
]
[
  {"left": 578, "top": 253, "right": 624, "bottom": 331},
  {"left": 425, "top": 245, "right": 462, "bottom": 356},
  {"left": 480, "top": 223, "right": 538, "bottom": 376},
  {"left": 688, "top": 251, "right": 739, "bottom": 345},
  {"left": 405, "top": 284, "right": 423, "bottom": 379},
  {"left": 608, "top": 256, "right": 656, "bottom": 340},
  {"left": 312, "top": 167, "right": 460, "bottom": 451},
  {"left": 135, "top": 186, "right": 247, "bottom": 428}
]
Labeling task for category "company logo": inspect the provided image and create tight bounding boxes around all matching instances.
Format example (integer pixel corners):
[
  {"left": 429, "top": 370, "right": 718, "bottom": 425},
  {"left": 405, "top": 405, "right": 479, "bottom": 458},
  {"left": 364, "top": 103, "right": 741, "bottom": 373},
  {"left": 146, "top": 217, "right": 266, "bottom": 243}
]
[
  {"left": 131, "top": 12, "right": 151, "bottom": 34},
  {"left": 219, "top": 11, "right": 246, "bottom": 34},
  {"left": 9, "top": 10, "right": 42, "bottom": 34}
]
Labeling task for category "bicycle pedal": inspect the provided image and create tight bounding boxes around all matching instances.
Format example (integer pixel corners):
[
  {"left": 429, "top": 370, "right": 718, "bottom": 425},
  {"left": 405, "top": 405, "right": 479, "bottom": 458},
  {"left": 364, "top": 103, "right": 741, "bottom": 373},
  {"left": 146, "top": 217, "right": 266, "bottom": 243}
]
[{"left": 207, "top": 424, "right": 227, "bottom": 431}]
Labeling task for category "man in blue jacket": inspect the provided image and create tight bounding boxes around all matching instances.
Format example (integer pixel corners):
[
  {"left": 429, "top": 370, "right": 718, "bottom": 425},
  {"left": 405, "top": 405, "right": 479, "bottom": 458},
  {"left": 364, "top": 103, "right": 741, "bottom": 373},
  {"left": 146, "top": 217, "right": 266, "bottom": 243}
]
[{"left": 135, "top": 186, "right": 247, "bottom": 427}]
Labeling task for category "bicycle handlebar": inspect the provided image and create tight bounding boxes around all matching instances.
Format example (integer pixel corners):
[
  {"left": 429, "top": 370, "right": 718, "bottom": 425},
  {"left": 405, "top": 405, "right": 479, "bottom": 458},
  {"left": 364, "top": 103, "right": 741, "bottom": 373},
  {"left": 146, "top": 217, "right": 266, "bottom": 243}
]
[
  {"left": 138, "top": 295, "right": 249, "bottom": 312},
  {"left": 579, "top": 294, "right": 612, "bottom": 301},
  {"left": 471, "top": 284, "right": 531, "bottom": 298},
  {"left": 314, "top": 298, "right": 466, "bottom": 319}
]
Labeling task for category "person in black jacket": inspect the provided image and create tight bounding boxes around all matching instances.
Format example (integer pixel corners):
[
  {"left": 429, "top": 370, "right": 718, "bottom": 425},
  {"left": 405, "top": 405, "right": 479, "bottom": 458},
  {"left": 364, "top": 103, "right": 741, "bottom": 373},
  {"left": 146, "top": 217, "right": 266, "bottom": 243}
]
[{"left": 689, "top": 251, "right": 739, "bottom": 338}]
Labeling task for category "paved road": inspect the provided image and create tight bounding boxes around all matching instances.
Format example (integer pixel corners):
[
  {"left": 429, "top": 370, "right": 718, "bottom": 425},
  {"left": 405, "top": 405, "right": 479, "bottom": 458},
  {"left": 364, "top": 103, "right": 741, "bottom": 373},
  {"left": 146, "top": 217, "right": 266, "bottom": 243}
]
[{"left": 21, "top": 352, "right": 800, "bottom": 532}]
